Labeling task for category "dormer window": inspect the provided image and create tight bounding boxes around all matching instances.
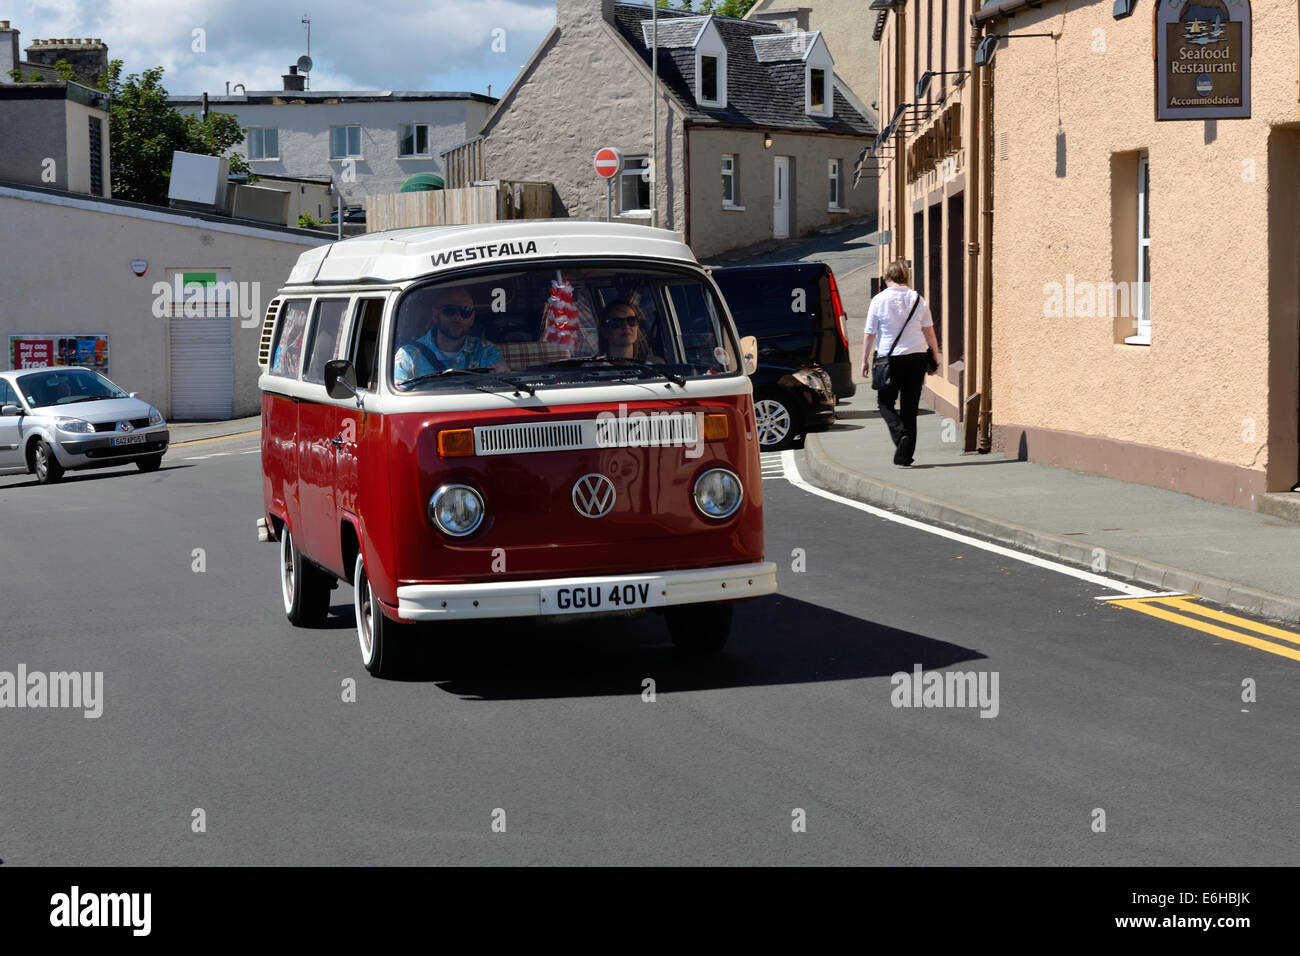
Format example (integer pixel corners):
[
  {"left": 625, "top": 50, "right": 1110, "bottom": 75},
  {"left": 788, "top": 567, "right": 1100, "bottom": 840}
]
[
  {"left": 810, "top": 68, "right": 827, "bottom": 111},
  {"left": 701, "top": 55, "right": 720, "bottom": 104}
]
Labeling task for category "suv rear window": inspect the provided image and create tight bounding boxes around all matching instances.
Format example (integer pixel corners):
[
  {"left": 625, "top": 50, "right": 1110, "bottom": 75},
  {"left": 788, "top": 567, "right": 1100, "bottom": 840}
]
[{"left": 713, "top": 270, "right": 819, "bottom": 339}]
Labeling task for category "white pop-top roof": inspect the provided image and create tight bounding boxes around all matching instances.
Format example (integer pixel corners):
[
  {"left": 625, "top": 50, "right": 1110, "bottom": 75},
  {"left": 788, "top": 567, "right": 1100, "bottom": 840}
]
[{"left": 283, "top": 219, "right": 698, "bottom": 286}]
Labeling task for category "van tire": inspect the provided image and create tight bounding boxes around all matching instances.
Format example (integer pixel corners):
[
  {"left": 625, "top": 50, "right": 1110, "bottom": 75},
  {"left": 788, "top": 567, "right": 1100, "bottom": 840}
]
[
  {"left": 752, "top": 389, "right": 800, "bottom": 451},
  {"left": 353, "top": 552, "right": 407, "bottom": 678},
  {"left": 281, "top": 525, "right": 331, "bottom": 626},
  {"left": 665, "top": 602, "right": 732, "bottom": 656},
  {"left": 31, "top": 439, "right": 64, "bottom": 484}
]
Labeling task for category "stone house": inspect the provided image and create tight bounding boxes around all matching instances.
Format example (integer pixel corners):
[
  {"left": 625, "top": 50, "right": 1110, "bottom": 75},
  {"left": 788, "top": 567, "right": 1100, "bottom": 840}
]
[{"left": 481, "top": 0, "right": 875, "bottom": 259}]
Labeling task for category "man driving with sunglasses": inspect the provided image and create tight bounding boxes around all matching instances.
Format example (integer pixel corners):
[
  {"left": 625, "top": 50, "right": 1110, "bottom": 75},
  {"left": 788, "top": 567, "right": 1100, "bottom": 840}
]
[{"left": 394, "top": 287, "right": 509, "bottom": 385}]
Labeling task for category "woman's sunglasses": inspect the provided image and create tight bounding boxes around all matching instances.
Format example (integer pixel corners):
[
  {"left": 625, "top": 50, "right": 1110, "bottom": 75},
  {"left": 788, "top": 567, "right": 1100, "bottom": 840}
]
[{"left": 603, "top": 315, "right": 638, "bottom": 327}]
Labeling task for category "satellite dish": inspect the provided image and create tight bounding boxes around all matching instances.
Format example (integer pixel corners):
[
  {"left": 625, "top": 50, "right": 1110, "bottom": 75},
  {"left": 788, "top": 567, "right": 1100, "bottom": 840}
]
[{"left": 296, "top": 55, "right": 313, "bottom": 74}]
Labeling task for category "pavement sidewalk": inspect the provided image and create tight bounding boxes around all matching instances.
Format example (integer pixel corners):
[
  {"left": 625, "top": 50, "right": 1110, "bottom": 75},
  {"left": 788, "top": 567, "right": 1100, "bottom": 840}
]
[
  {"left": 803, "top": 264, "right": 1300, "bottom": 624},
  {"left": 169, "top": 416, "right": 261, "bottom": 444}
]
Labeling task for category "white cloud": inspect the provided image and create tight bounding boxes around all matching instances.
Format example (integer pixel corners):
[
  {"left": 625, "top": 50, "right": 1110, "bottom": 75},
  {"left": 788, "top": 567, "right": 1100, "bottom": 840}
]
[{"left": 7, "top": 0, "right": 556, "bottom": 95}]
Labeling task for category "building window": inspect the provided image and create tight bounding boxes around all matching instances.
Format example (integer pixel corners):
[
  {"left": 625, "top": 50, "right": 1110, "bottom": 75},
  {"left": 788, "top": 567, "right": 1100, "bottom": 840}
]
[
  {"left": 701, "top": 55, "right": 719, "bottom": 104},
  {"left": 88, "top": 116, "right": 103, "bottom": 196},
  {"left": 248, "top": 127, "right": 279, "bottom": 161},
  {"left": 620, "top": 155, "right": 650, "bottom": 214},
  {"left": 809, "top": 67, "right": 828, "bottom": 113},
  {"left": 399, "top": 123, "right": 430, "bottom": 157},
  {"left": 722, "top": 154, "right": 738, "bottom": 207},
  {"left": 828, "top": 158, "right": 841, "bottom": 208},
  {"left": 330, "top": 125, "right": 362, "bottom": 159},
  {"left": 1128, "top": 155, "right": 1152, "bottom": 344}
]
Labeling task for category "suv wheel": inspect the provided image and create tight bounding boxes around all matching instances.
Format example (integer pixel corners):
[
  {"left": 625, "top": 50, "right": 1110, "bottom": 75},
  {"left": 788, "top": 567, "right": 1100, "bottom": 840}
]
[
  {"left": 31, "top": 439, "right": 64, "bottom": 484},
  {"left": 753, "top": 389, "right": 800, "bottom": 451},
  {"left": 353, "top": 552, "right": 408, "bottom": 677},
  {"left": 280, "top": 524, "right": 331, "bottom": 626}
]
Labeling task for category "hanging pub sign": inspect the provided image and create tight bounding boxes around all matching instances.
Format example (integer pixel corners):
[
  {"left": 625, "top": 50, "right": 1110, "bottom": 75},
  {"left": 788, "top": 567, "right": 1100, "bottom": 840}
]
[{"left": 1156, "top": 0, "right": 1251, "bottom": 120}]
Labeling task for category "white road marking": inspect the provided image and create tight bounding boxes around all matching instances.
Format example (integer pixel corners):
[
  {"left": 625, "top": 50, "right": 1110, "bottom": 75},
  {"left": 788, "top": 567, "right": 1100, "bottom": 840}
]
[{"left": 779, "top": 449, "right": 1159, "bottom": 598}]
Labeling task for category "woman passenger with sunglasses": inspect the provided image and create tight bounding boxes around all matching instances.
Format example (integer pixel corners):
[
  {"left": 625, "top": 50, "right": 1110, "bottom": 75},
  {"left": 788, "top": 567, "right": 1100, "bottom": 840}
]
[{"left": 598, "top": 300, "right": 661, "bottom": 363}]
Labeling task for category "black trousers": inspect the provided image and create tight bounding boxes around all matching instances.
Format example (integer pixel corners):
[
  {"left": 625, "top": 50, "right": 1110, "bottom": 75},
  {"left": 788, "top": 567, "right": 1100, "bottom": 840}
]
[{"left": 877, "top": 351, "right": 927, "bottom": 463}]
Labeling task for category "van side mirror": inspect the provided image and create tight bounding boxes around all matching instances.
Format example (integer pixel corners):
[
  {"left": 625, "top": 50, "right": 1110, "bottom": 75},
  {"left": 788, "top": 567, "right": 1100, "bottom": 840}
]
[
  {"left": 740, "top": 336, "right": 759, "bottom": 376},
  {"left": 324, "top": 359, "right": 360, "bottom": 403},
  {"left": 1, "top": 404, "right": 21, "bottom": 417}
]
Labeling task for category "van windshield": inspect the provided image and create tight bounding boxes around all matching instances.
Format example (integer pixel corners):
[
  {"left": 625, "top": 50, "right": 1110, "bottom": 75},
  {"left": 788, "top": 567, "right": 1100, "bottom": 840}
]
[{"left": 390, "top": 265, "right": 740, "bottom": 391}]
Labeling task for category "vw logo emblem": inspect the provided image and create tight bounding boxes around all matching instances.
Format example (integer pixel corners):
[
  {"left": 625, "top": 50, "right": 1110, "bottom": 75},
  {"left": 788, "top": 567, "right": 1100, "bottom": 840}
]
[
  {"left": 118, "top": 421, "right": 134, "bottom": 433},
  {"left": 572, "top": 473, "right": 616, "bottom": 518}
]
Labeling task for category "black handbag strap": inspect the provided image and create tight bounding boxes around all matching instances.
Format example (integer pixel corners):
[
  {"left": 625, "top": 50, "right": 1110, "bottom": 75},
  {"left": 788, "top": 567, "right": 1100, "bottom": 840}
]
[{"left": 879, "top": 292, "right": 921, "bottom": 361}]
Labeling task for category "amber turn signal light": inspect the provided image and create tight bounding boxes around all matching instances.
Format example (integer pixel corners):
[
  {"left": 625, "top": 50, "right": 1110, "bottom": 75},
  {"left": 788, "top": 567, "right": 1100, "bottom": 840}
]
[
  {"left": 703, "top": 414, "right": 729, "bottom": 441},
  {"left": 437, "top": 428, "right": 475, "bottom": 457}
]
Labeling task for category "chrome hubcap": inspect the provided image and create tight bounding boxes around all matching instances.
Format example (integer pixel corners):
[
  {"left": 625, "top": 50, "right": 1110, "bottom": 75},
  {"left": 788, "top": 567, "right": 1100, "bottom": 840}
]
[
  {"left": 754, "top": 400, "right": 791, "bottom": 447},
  {"left": 358, "top": 572, "right": 373, "bottom": 656},
  {"left": 281, "top": 532, "right": 295, "bottom": 610}
]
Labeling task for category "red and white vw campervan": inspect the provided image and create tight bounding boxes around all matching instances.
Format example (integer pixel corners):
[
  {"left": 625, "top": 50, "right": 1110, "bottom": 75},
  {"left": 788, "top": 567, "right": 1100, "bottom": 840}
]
[{"left": 257, "top": 221, "right": 776, "bottom": 676}]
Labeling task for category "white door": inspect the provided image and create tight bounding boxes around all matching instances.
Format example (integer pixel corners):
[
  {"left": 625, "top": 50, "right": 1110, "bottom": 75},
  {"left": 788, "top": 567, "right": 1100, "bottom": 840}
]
[
  {"left": 773, "top": 156, "right": 790, "bottom": 238},
  {"left": 169, "top": 316, "right": 233, "bottom": 420}
]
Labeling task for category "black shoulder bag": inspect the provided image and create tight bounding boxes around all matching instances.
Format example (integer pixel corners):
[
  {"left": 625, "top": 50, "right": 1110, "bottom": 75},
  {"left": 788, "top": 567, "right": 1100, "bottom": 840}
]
[{"left": 871, "top": 292, "right": 921, "bottom": 391}]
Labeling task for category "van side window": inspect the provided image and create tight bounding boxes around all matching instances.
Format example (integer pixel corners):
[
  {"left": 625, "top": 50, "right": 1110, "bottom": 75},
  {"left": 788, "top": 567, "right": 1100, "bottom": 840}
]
[
  {"left": 270, "top": 299, "right": 311, "bottom": 378},
  {"left": 0, "top": 380, "right": 17, "bottom": 407},
  {"left": 303, "top": 299, "right": 350, "bottom": 384},
  {"left": 349, "top": 298, "right": 385, "bottom": 391}
]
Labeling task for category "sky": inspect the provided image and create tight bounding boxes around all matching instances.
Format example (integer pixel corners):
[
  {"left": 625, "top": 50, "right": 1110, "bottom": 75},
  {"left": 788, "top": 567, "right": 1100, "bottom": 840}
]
[{"left": 5, "top": 0, "right": 575, "bottom": 98}]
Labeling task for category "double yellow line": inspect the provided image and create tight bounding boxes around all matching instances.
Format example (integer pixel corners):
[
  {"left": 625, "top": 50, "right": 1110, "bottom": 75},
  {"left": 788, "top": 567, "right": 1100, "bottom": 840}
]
[{"left": 1108, "top": 595, "right": 1300, "bottom": 662}]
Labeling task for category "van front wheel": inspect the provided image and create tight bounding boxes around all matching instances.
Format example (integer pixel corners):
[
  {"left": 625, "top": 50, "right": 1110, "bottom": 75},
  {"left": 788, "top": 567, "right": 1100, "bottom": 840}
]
[
  {"left": 280, "top": 525, "right": 331, "bottom": 626},
  {"left": 353, "top": 553, "right": 407, "bottom": 678},
  {"left": 665, "top": 602, "right": 733, "bottom": 656}
]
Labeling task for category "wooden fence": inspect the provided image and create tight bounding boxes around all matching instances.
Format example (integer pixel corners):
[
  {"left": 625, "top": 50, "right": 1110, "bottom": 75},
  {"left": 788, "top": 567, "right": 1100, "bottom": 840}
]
[{"left": 365, "top": 181, "right": 554, "bottom": 232}]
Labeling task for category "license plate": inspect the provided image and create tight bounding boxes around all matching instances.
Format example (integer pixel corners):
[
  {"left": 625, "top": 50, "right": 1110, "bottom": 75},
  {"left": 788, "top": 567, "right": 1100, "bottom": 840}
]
[
  {"left": 540, "top": 578, "right": 664, "bottom": 615},
  {"left": 111, "top": 434, "right": 147, "bottom": 446}
]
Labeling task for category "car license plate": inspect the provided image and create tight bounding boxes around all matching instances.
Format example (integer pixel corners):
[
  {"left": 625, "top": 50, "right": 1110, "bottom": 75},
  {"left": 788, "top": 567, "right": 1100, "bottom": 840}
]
[
  {"left": 540, "top": 578, "right": 664, "bottom": 615},
  {"left": 111, "top": 434, "right": 147, "bottom": 446}
]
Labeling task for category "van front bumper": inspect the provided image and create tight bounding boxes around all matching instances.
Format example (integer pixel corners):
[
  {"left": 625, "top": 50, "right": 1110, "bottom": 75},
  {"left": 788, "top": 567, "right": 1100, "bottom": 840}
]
[{"left": 396, "top": 561, "right": 777, "bottom": 621}]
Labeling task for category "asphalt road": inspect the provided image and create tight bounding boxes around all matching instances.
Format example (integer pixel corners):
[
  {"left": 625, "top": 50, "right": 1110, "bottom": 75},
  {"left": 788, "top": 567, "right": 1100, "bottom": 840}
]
[{"left": 0, "top": 435, "right": 1296, "bottom": 865}]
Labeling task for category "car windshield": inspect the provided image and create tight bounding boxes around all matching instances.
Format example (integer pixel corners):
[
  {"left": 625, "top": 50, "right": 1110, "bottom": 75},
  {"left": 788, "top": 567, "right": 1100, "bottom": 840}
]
[
  {"left": 17, "top": 368, "right": 129, "bottom": 408},
  {"left": 390, "top": 264, "right": 740, "bottom": 392}
]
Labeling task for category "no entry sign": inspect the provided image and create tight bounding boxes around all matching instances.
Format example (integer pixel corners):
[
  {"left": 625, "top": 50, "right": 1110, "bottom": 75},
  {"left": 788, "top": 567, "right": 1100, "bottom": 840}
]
[{"left": 594, "top": 147, "right": 623, "bottom": 179}]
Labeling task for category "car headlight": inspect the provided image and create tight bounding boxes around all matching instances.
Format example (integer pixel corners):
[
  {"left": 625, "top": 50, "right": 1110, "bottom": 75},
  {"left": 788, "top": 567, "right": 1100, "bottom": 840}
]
[
  {"left": 693, "top": 468, "right": 743, "bottom": 519},
  {"left": 56, "top": 418, "right": 94, "bottom": 434},
  {"left": 792, "top": 368, "right": 832, "bottom": 396},
  {"left": 428, "top": 484, "right": 485, "bottom": 536},
  {"left": 148, "top": 408, "right": 164, "bottom": 426}
]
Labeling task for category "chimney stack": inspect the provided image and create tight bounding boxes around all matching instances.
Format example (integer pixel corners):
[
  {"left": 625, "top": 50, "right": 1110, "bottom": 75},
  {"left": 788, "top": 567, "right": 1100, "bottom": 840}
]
[
  {"left": 0, "top": 21, "right": 20, "bottom": 83},
  {"left": 282, "top": 64, "right": 305, "bottom": 91}
]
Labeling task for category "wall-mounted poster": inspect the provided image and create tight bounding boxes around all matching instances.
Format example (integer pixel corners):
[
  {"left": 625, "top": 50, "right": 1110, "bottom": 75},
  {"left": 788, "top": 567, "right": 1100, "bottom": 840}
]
[
  {"left": 9, "top": 335, "right": 110, "bottom": 374},
  {"left": 1157, "top": 0, "right": 1251, "bottom": 120}
]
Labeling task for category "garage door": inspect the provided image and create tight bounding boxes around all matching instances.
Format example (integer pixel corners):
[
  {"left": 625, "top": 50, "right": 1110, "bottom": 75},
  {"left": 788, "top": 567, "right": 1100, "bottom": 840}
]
[{"left": 169, "top": 315, "right": 233, "bottom": 420}]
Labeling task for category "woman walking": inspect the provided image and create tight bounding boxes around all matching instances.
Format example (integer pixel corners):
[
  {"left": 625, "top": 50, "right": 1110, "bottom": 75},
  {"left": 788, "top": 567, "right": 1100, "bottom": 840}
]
[{"left": 861, "top": 260, "right": 941, "bottom": 466}]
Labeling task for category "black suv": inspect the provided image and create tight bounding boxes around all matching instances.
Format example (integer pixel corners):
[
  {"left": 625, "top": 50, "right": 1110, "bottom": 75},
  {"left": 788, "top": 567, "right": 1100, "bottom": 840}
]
[{"left": 710, "top": 261, "right": 854, "bottom": 450}]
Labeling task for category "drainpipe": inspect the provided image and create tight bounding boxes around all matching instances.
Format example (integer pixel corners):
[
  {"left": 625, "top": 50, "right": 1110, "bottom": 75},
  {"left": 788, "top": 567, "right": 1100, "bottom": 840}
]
[
  {"left": 963, "top": 17, "right": 982, "bottom": 451},
  {"left": 977, "top": 35, "right": 995, "bottom": 453},
  {"left": 893, "top": 4, "right": 907, "bottom": 268}
]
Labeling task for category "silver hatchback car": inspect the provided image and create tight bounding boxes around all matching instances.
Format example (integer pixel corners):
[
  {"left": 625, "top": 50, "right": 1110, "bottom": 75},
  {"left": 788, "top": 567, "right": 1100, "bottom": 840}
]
[{"left": 0, "top": 366, "right": 170, "bottom": 483}]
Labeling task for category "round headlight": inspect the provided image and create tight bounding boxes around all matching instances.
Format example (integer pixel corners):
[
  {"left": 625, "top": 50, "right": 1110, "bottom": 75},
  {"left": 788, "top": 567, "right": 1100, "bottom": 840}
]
[
  {"left": 428, "top": 484, "right": 485, "bottom": 536},
  {"left": 693, "top": 468, "right": 743, "bottom": 519}
]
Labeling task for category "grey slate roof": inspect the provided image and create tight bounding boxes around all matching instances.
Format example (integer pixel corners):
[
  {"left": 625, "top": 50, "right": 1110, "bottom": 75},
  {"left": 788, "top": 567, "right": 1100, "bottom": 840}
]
[
  {"left": 751, "top": 32, "right": 818, "bottom": 63},
  {"left": 638, "top": 16, "right": 708, "bottom": 48},
  {"left": 612, "top": 4, "right": 874, "bottom": 137}
]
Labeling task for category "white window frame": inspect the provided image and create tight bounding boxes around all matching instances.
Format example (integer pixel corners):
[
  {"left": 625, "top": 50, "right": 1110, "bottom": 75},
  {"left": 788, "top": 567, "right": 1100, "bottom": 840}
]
[
  {"left": 806, "top": 65, "right": 832, "bottom": 117},
  {"left": 248, "top": 127, "right": 279, "bottom": 161},
  {"left": 1126, "top": 154, "right": 1151, "bottom": 345},
  {"left": 828, "top": 158, "right": 843, "bottom": 210},
  {"left": 697, "top": 52, "right": 726, "bottom": 108},
  {"left": 619, "top": 154, "right": 651, "bottom": 216},
  {"left": 330, "top": 125, "right": 363, "bottom": 160},
  {"left": 722, "top": 153, "right": 743, "bottom": 209},
  {"left": 398, "top": 122, "right": 431, "bottom": 158}
]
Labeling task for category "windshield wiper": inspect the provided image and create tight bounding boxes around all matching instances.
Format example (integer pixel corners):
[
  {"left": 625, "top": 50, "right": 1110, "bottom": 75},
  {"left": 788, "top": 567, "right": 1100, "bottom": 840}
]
[
  {"left": 543, "top": 357, "right": 685, "bottom": 388},
  {"left": 399, "top": 367, "right": 536, "bottom": 397}
]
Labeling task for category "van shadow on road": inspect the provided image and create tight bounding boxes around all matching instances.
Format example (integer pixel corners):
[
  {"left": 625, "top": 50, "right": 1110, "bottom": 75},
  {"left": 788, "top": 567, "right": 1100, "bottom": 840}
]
[{"left": 325, "top": 594, "right": 987, "bottom": 699}]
